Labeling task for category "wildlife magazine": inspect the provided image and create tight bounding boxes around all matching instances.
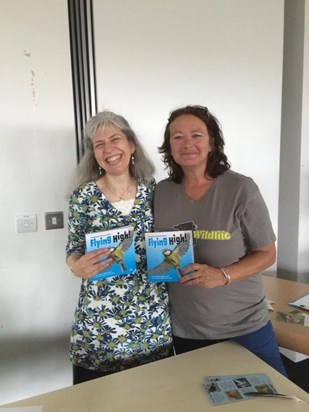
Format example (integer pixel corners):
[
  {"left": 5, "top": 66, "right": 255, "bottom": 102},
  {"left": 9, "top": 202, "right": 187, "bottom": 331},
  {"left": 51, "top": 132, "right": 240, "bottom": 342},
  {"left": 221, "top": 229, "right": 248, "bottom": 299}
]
[
  {"left": 85, "top": 225, "right": 136, "bottom": 282},
  {"left": 145, "top": 230, "right": 194, "bottom": 282}
]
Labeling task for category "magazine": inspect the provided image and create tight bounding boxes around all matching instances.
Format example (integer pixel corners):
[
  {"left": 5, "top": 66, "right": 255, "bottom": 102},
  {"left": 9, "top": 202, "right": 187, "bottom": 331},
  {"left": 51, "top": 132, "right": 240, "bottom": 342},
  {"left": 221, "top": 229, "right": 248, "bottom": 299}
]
[
  {"left": 145, "top": 230, "right": 194, "bottom": 282},
  {"left": 85, "top": 225, "right": 136, "bottom": 282},
  {"left": 203, "top": 373, "right": 277, "bottom": 405}
]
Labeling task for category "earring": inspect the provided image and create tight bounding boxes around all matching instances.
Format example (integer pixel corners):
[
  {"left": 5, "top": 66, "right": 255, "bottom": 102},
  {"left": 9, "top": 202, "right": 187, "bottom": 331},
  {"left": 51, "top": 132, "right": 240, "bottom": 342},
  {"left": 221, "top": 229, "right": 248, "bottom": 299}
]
[
  {"left": 131, "top": 154, "right": 135, "bottom": 165},
  {"left": 99, "top": 166, "right": 102, "bottom": 176}
]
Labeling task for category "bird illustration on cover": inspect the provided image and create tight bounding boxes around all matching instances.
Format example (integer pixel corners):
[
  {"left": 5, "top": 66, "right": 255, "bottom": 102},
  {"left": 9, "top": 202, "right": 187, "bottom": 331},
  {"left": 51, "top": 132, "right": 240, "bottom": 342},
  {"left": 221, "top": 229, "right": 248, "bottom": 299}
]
[
  {"left": 148, "top": 239, "right": 191, "bottom": 279},
  {"left": 105, "top": 236, "right": 134, "bottom": 272}
]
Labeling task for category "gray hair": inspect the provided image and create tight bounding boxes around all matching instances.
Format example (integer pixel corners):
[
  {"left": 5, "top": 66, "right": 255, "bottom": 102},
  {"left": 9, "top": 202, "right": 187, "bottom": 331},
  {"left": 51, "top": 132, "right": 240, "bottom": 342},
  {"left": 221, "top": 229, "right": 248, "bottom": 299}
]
[{"left": 72, "top": 111, "right": 155, "bottom": 188}]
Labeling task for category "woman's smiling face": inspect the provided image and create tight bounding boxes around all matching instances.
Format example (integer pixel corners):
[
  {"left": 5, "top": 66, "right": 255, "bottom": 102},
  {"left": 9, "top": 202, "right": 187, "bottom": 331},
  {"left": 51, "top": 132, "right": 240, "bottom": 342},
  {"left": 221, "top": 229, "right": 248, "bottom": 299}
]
[
  {"left": 169, "top": 114, "right": 212, "bottom": 172},
  {"left": 92, "top": 125, "right": 135, "bottom": 176}
]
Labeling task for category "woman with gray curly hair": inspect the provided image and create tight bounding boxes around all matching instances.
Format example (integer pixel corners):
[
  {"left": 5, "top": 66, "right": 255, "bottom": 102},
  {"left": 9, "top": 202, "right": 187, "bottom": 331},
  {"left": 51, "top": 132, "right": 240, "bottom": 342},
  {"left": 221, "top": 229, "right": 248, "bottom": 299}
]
[
  {"left": 73, "top": 111, "right": 155, "bottom": 186},
  {"left": 66, "top": 111, "right": 172, "bottom": 384}
]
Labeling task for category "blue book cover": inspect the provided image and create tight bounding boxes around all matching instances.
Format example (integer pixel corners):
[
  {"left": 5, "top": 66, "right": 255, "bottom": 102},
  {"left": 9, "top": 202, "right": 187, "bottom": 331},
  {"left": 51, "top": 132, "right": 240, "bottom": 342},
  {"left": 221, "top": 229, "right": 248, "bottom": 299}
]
[
  {"left": 145, "top": 230, "right": 194, "bottom": 282},
  {"left": 85, "top": 225, "right": 136, "bottom": 282}
]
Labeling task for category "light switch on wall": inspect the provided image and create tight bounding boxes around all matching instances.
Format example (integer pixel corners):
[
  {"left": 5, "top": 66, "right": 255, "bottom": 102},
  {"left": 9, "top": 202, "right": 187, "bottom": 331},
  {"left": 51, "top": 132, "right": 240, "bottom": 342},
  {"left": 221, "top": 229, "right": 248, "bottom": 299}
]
[
  {"left": 16, "top": 214, "right": 37, "bottom": 233},
  {"left": 44, "top": 211, "right": 64, "bottom": 230}
]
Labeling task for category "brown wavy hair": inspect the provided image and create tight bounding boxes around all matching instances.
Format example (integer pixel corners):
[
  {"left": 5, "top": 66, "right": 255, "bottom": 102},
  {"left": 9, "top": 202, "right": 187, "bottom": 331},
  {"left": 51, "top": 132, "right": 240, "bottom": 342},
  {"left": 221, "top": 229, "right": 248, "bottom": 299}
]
[{"left": 159, "top": 105, "right": 230, "bottom": 183}]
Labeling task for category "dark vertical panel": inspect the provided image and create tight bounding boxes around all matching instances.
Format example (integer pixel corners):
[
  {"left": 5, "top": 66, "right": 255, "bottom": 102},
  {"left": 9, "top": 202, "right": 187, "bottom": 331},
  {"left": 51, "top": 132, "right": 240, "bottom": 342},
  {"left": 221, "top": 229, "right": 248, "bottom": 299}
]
[{"left": 68, "top": 0, "right": 97, "bottom": 162}]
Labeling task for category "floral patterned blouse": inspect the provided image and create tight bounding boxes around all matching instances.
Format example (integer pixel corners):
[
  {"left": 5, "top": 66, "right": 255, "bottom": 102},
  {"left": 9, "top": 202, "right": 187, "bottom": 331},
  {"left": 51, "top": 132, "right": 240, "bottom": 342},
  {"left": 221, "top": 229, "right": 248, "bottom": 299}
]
[{"left": 66, "top": 180, "right": 172, "bottom": 372}]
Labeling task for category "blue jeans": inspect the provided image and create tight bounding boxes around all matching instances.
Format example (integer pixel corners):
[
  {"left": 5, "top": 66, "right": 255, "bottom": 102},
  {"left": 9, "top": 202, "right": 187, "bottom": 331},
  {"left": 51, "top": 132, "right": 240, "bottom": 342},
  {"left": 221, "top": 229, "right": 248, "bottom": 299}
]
[
  {"left": 173, "top": 321, "right": 287, "bottom": 377},
  {"left": 233, "top": 321, "right": 287, "bottom": 376}
]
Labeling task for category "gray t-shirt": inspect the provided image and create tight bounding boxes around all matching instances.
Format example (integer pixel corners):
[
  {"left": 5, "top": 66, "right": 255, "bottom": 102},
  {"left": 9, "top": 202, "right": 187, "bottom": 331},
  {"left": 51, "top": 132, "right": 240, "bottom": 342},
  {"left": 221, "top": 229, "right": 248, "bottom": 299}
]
[{"left": 153, "top": 170, "right": 276, "bottom": 339}]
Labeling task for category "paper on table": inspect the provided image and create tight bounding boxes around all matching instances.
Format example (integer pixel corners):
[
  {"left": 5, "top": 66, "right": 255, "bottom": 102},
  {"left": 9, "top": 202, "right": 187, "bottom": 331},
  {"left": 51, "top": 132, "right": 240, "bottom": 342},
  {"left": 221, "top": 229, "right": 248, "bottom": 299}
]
[
  {"left": 203, "top": 373, "right": 277, "bottom": 405},
  {"left": 289, "top": 293, "right": 309, "bottom": 312},
  {"left": 265, "top": 298, "right": 275, "bottom": 311},
  {"left": 276, "top": 310, "right": 309, "bottom": 327}
]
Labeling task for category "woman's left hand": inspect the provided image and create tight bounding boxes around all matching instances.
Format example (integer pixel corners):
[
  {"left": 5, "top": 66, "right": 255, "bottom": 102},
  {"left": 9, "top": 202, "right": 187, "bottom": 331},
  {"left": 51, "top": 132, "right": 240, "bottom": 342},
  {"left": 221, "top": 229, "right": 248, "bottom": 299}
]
[{"left": 180, "top": 263, "right": 226, "bottom": 288}]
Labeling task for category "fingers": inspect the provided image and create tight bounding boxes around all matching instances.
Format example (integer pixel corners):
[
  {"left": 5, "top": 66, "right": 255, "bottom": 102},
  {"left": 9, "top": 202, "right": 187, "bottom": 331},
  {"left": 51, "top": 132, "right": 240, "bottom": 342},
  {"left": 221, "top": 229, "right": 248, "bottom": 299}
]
[
  {"left": 180, "top": 263, "right": 202, "bottom": 284},
  {"left": 180, "top": 273, "right": 201, "bottom": 286},
  {"left": 72, "top": 249, "right": 112, "bottom": 279},
  {"left": 180, "top": 265, "right": 223, "bottom": 289},
  {"left": 87, "top": 248, "right": 111, "bottom": 263},
  {"left": 93, "top": 257, "right": 113, "bottom": 274},
  {"left": 181, "top": 263, "right": 197, "bottom": 275}
]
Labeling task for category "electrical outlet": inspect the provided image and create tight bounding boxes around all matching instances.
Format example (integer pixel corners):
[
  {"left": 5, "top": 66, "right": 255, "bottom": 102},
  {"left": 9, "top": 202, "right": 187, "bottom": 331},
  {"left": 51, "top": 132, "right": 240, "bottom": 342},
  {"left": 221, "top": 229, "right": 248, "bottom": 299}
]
[
  {"left": 44, "top": 211, "right": 64, "bottom": 230},
  {"left": 16, "top": 214, "right": 37, "bottom": 233}
]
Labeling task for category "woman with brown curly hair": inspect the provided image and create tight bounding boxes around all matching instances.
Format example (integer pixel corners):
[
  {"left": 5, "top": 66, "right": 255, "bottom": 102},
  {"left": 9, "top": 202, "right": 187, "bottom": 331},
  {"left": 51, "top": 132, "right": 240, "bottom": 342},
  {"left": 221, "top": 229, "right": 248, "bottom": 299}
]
[{"left": 154, "top": 105, "right": 286, "bottom": 376}]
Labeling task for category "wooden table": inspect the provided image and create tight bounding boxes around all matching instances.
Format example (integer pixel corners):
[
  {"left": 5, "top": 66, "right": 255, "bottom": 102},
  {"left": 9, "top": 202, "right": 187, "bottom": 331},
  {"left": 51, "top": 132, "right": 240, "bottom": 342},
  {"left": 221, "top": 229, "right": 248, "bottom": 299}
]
[
  {"left": 2, "top": 341, "right": 309, "bottom": 412},
  {"left": 263, "top": 275, "right": 309, "bottom": 355}
]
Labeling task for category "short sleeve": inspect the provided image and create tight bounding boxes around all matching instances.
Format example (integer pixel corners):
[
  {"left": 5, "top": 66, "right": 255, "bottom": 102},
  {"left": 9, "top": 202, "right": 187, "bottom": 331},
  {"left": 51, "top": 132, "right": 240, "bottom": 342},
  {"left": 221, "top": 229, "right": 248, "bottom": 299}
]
[{"left": 240, "top": 182, "right": 276, "bottom": 250}]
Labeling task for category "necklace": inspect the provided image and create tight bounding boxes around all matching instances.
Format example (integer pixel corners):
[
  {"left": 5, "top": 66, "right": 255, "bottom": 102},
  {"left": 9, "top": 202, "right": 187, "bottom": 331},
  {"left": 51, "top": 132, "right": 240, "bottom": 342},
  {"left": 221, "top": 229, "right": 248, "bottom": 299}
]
[{"left": 104, "top": 179, "right": 135, "bottom": 201}]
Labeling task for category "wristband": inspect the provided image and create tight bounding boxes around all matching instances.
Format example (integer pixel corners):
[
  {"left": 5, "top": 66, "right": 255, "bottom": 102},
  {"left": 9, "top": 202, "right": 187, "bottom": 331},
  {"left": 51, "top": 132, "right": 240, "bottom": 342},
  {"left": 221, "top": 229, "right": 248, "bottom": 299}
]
[{"left": 219, "top": 267, "right": 231, "bottom": 285}]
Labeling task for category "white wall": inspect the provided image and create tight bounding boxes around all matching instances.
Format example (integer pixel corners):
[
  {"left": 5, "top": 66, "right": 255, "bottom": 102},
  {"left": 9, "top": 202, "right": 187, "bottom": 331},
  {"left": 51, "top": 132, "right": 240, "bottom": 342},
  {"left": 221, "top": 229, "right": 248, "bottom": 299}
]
[
  {"left": 299, "top": 2, "right": 309, "bottom": 278},
  {"left": 0, "top": 0, "right": 308, "bottom": 406},
  {"left": 94, "top": 0, "right": 284, "bottom": 240},
  {"left": 0, "top": 0, "right": 80, "bottom": 404}
]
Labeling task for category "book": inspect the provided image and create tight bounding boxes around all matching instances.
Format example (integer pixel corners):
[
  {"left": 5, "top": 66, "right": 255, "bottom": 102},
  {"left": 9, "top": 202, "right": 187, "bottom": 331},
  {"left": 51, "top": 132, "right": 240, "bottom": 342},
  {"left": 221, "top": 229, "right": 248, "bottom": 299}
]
[
  {"left": 289, "top": 292, "right": 309, "bottom": 312},
  {"left": 145, "top": 230, "right": 194, "bottom": 282},
  {"left": 85, "top": 225, "right": 136, "bottom": 282}
]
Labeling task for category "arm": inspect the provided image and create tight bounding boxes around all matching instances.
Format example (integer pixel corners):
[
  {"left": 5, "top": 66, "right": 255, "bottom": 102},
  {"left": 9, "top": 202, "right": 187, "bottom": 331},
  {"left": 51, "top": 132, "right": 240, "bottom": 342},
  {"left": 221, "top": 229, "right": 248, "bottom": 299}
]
[
  {"left": 181, "top": 177, "right": 277, "bottom": 288},
  {"left": 180, "top": 242, "right": 276, "bottom": 288},
  {"left": 65, "top": 189, "right": 112, "bottom": 279}
]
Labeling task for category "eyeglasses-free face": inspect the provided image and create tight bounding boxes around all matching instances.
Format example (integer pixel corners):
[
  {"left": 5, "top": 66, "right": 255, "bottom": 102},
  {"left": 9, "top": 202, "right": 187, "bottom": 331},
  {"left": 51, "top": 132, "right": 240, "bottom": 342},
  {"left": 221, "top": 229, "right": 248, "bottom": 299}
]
[
  {"left": 92, "top": 125, "right": 135, "bottom": 176},
  {"left": 169, "top": 114, "right": 212, "bottom": 172}
]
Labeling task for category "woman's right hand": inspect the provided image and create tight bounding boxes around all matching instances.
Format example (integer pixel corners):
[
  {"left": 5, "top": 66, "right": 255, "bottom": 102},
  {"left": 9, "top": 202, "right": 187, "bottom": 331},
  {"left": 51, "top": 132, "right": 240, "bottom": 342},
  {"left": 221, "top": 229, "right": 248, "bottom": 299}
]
[{"left": 67, "top": 249, "right": 112, "bottom": 279}]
